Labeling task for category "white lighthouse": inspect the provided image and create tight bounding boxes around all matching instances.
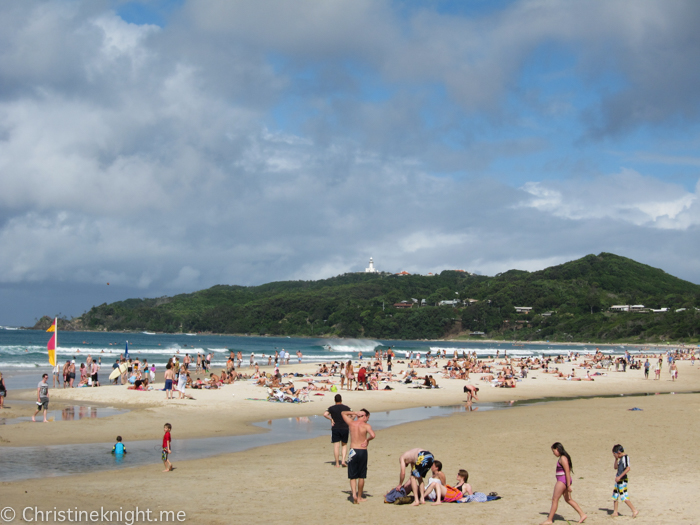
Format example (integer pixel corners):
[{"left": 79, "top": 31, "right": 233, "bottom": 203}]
[{"left": 365, "top": 257, "right": 379, "bottom": 273}]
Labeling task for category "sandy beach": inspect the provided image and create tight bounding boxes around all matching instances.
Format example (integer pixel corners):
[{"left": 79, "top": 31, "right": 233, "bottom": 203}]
[{"left": 1, "top": 355, "right": 699, "bottom": 524}]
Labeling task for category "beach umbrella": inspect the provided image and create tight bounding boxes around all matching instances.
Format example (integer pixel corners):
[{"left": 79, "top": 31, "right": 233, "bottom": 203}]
[{"left": 125, "top": 341, "right": 130, "bottom": 359}]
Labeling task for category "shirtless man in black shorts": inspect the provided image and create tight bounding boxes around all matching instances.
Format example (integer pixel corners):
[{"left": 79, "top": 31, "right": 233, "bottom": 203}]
[
  {"left": 396, "top": 448, "right": 435, "bottom": 506},
  {"left": 342, "top": 409, "right": 375, "bottom": 504}
]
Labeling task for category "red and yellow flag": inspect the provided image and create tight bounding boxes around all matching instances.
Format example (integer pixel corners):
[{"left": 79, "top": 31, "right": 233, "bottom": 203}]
[{"left": 47, "top": 318, "right": 57, "bottom": 366}]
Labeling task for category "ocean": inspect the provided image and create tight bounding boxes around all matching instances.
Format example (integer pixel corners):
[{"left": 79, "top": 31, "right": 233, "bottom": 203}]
[{"left": 0, "top": 328, "right": 639, "bottom": 389}]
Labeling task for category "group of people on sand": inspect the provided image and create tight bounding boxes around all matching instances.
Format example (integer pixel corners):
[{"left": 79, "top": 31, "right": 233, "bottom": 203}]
[
  {"left": 323, "top": 394, "right": 482, "bottom": 506},
  {"left": 52, "top": 355, "right": 103, "bottom": 388},
  {"left": 540, "top": 442, "right": 639, "bottom": 523},
  {"left": 324, "top": 396, "right": 641, "bottom": 520}
]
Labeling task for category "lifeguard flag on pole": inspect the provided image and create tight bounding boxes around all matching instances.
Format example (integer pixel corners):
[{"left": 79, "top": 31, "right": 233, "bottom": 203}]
[{"left": 46, "top": 317, "right": 57, "bottom": 366}]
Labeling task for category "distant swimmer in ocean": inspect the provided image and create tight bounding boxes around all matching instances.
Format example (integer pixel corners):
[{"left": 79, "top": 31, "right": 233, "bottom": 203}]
[{"left": 541, "top": 442, "right": 586, "bottom": 524}]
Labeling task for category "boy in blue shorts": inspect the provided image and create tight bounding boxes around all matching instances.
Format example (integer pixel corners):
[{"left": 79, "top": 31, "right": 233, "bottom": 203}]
[{"left": 612, "top": 444, "right": 639, "bottom": 518}]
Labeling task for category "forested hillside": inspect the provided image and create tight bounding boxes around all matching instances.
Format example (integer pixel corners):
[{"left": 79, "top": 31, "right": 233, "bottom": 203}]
[{"left": 49, "top": 253, "right": 700, "bottom": 343}]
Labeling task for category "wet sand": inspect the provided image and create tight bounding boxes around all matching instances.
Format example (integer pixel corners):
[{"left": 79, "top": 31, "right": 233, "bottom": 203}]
[{"left": 1, "top": 357, "right": 699, "bottom": 524}]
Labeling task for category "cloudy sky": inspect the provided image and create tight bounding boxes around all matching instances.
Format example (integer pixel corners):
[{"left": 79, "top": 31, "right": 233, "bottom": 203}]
[{"left": 1, "top": 0, "right": 700, "bottom": 325}]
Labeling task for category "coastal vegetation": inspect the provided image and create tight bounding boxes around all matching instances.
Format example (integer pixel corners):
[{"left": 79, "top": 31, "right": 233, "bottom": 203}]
[{"left": 37, "top": 253, "right": 700, "bottom": 343}]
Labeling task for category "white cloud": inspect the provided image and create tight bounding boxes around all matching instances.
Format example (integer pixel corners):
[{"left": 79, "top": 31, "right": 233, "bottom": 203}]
[{"left": 521, "top": 170, "right": 699, "bottom": 229}]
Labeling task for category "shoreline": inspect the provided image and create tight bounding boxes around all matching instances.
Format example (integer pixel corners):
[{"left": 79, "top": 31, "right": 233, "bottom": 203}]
[
  {"left": 2, "top": 358, "right": 697, "bottom": 447},
  {"left": 10, "top": 327, "right": 699, "bottom": 346},
  {"left": 0, "top": 367, "right": 698, "bottom": 524},
  {"left": 1, "top": 356, "right": 698, "bottom": 524}
]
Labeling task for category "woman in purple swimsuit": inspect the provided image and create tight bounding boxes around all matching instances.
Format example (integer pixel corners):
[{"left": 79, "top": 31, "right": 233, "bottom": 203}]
[{"left": 541, "top": 442, "right": 587, "bottom": 525}]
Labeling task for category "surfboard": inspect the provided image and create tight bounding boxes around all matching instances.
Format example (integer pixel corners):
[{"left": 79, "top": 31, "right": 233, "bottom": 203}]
[{"left": 109, "top": 362, "right": 128, "bottom": 381}]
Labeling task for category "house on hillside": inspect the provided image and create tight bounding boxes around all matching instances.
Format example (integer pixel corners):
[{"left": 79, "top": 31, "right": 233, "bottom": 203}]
[
  {"left": 610, "top": 305, "right": 630, "bottom": 312},
  {"left": 395, "top": 271, "right": 411, "bottom": 276},
  {"left": 514, "top": 306, "right": 533, "bottom": 314},
  {"left": 610, "top": 305, "right": 648, "bottom": 313},
  {"left": 438, "top": 299, "right": 461, "bottom": 307},
  {"left": 394, "top": 302, "right": 413, "bottom": 309}
]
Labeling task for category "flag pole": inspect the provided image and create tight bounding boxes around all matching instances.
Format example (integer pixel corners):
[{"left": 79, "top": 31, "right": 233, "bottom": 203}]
[{"left": 47, "top": 317, "right": 57, "bottom": 367}]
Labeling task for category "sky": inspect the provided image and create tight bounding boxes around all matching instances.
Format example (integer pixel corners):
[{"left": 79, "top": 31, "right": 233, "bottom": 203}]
[{"left": 1, "top": 0, "right": 700, "bottom": 325}]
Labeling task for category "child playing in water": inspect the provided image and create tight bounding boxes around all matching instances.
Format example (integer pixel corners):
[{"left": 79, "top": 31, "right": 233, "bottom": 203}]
[
  {"left": 112, "top": 435, "right": 127, "bottom": 455},
  {"left": 612, "top": 444, "right": 638, "bottom": 518},
  {"left": 162, "top": 423, "right": 173, "bottom": 472},
  {"left": 541, "top": 442, "right": 587, "bottom": 524}
]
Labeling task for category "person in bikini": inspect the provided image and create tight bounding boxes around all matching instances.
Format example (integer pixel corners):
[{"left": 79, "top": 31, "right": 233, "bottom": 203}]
[
  {"left": 541, "top": 442, "right": 586, "bottom": 524},
  {"left": 425, "top": 468, "right": 473, "bottom": 504}
]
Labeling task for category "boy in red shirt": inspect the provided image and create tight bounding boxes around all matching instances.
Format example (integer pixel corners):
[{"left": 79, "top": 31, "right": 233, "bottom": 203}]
[{"left": 162, "top": 423, "right": 173, "bottom": 472}]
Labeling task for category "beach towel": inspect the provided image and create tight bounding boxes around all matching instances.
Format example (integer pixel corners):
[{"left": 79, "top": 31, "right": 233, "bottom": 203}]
[
  {"left": 455, "top": 492, "right": 491, "bottom": 503},
  {"left": 384, "top": 487, "right": 406, "bottom": 503}
]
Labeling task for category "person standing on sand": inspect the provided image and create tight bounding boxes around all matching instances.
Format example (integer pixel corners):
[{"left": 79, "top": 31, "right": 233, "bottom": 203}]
[
  {"left": 32, "top": 373, "right": 50, "bottom": 423},
  {"left": 396, "top": 448, "right": 435, "bottom": 506},
  {"left": 464, "top": 384, "right": 479, "bottom": 403},
  {"left": 162, "top": 423, "right": 173, "bottom": 472},
  {"left": 63, "top": 360, "right": 70, "bottom": 388},
  {"left": 341, "top": 409, "right": 375, "bottom": 504},
  {"left": 164, "top": 364, "right": 175, "bottom": 400},
  {"left": 323, "top": 394, "right": 351, "bottom": 467},
  {"left": 68, "top": 360, "right": 76, "bottom": 388},
  {"left": 346, "top": 361, "right": 355, "bottom": 391},
  {"left": 541, "top": 442, "right": 586, "bottom": 524},
  {"left": 611, "top": 444, "right": 639, "bottom": 518},
  {"left": 0, "top": 372, "right": 7, "bottom": 409},
  {"left": 52, "top": 361, "right": 61, "bottom": 388},
  {"left": 91, "top": 359, "right": 100, "bottom": 387}
]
